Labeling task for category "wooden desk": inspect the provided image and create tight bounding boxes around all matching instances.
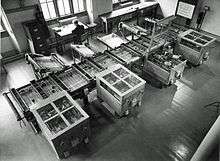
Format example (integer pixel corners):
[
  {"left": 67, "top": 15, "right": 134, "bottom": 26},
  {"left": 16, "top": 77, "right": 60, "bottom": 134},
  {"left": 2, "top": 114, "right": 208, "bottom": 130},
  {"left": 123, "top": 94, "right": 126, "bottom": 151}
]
[
  {"left": 100, "top": 1, "right": 158, "bottom": 33},
  {"left": 52, "top": 22, "right": 88, "bottom": 37},
  {"left": 51, "top": 22, "right": 88, "bottom": 53}
]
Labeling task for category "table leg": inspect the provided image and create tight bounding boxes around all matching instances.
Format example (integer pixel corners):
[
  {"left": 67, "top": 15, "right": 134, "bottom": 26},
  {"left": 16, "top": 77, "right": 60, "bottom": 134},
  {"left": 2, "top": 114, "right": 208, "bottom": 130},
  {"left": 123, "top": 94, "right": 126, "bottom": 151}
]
[{"left": 105, "top": 21, "right": 108, "bottom": 34}]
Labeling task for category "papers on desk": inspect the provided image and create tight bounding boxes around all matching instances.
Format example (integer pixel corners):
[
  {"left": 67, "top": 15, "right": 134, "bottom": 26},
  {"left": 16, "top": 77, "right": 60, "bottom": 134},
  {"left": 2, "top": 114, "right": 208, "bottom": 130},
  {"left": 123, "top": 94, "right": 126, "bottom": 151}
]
[
  {"left": 97, "top": 33, "right": 128, "bottom": 49},
  {"left": 52, "top": 22, "right": 88, "bottom": 37},
  {"left": 71, "top": 44, "right": 95, "bottom": 57}
]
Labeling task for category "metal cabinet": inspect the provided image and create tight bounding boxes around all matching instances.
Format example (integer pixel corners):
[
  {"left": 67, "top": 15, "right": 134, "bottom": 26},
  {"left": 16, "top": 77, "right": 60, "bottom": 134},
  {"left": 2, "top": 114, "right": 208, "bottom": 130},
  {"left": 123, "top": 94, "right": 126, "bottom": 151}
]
[
  {"left": 144, "top": 47, "right": 186, "bottom": 85},
  {"left": 96, "top": 64, "right": 146, "bottom": 116},
  {"left": 32, "top": 91, "right": 90, "bottom": 159},
  {"left": 178, "top": 29, "right": 216, "bottom": 65}
]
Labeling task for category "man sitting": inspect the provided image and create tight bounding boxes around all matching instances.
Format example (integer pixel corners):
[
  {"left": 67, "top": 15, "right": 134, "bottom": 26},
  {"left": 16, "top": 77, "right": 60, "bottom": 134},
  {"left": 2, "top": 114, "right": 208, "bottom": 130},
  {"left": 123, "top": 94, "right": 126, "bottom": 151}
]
[{"left": 72, "top": 20, "right": 85, "bottom": 44}]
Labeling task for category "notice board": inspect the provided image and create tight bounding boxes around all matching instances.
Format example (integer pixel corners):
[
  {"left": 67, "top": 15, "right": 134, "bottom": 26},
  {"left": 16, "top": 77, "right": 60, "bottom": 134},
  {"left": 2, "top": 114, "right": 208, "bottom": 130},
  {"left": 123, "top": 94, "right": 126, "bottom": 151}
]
[{"left": 176, "top": 1, "right": 195, "bottom": 19}]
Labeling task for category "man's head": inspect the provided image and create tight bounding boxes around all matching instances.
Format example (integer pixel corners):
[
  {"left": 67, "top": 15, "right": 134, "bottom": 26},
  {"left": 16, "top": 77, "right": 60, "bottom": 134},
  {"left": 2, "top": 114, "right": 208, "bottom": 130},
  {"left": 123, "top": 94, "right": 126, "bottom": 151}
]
[{"left": 74, "top": 20, "right": 79, "bottom": 26}]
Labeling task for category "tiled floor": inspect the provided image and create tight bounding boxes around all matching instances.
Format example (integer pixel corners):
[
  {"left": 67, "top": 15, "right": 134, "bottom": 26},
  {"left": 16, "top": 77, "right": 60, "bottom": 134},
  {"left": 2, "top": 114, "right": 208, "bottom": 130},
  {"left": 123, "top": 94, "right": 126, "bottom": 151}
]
[{"left": 0, "top": 39, "right": 219, "bottom": 161}]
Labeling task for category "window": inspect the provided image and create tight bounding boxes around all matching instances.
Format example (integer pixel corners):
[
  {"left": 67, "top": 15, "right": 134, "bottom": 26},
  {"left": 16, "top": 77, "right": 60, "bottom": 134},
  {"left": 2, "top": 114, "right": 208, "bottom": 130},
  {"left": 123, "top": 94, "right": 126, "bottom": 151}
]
[
  {"left": 113, "top": 0, "right": 119, "bottom": 4},
  {"left": 72, "top": 0, "right": 85, "bottom": 13},
  {"left": 57, "top": 0, "right": 71, "bottom": 16},
  {"left": 39, "top": 0, "right": 86, "bottom": 20},
  {"left": 39, "top": 0, "right": 57, "bottom": 20}
]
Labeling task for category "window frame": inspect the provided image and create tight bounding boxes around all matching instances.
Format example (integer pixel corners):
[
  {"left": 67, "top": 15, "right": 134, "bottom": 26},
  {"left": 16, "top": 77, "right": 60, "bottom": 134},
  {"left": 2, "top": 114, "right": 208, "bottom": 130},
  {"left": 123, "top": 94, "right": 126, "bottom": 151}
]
[
  {"left": 39, "top": 0, "right": 58, "bottom": 20},
  {"left": 112, "top": 0, "right": 119, "bottom": 4},
  {"left": 71, "top": 0, "right": 85, "bottom": 14},
  {"left": 38, "top": 0, "right": 86, "bottom": 21},
  {"left": 55, "top": 0, "right": 72, "bottom": 17}
]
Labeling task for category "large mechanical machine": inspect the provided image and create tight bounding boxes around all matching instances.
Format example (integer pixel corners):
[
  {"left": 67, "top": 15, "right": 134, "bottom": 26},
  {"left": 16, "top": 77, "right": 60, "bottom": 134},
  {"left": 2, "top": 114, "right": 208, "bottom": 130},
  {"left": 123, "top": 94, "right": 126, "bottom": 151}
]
[
  {"left": 106, "top": 43, "right": 142, "bottom": 68},
  {"left": 118, "top": 22, "right": 150, "bottom": 38},
  {"left": 134, "top": 36, "right": 164, "bottom": 53},
  {"left": 178, "top": 29, "right": 216, "bottom": 65},
  {"left": 51, "top": 66, "right": 91, "bottom": 97},
  {"left": 26, "top": 53, "right": 66, "bottom": 79},
  {"left": 76, "top": 59, "right": 103, "bottom": 79},
  {"left": 144, "top": 46, "right": 186, "bottom": 85},
  {"left": 32, "top": 91, "right": 90, "bottom": 159},
  {"left": 3, "top": 77, "right": 90, "bottom": 159},
  {"left": 123, "top": 40, "right": 149, "bottom": 57},
  {"left": 90, "top": 51, "right": 123, "bottom": 70},
  {"left": 96, "top": 64, "right": 146, "bottom": 116}
]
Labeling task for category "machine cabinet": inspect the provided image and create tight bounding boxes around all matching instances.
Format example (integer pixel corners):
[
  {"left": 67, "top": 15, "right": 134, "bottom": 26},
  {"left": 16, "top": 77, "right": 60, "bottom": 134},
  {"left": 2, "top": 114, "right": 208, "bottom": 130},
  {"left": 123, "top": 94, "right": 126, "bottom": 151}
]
[
  {"left": 32, "top": 91, "right": 90, "bottom": 159},
  {"left": 144, "top": 47, "right": 186, "bottom": 85},
  {"left": 96, "top": 64, "right": 146, "bottom": 116},
  {"left": 8, "top": 78, "right": 90, "bottom": 159},
  {"left": 178, "top": 29, "right": 216, "bottom": 65},
  {"left": 23, "top": 20, "right": 50, "bottom": 55}
]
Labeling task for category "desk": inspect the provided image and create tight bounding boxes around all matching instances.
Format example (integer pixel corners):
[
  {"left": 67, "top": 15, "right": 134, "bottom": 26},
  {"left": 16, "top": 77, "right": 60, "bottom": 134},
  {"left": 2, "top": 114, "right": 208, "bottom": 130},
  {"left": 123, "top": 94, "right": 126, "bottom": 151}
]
[
  {"left": 52, "top": 22, "right": 88, "bottom": 37},
  {"left": 100, "top": 1, "right": 158, "bottom": 33},
  {"left": 97, "top": 33, "right": 128, "bottom": 50},
  {"left": 71, "top": 44, "right": 95, "bottom": 63},
  {"left": 51, "top": 22, "right": 88, "bottom": 53}
]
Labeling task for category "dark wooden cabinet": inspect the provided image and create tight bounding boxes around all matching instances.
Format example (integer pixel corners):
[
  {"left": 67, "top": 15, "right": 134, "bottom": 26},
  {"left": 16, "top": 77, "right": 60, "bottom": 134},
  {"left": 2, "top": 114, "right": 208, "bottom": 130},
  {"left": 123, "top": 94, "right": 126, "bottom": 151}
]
[{"left": 23, "top": 20, "right": 51, "bottom": 55}]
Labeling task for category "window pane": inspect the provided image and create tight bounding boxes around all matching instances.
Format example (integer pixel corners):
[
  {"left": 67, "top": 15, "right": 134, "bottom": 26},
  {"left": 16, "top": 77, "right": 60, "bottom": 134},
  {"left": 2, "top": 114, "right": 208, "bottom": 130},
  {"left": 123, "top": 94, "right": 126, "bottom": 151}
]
[
  {"left": 48, "top": 2, "right": 56, "bottom": 18},
  {"left": 63, "top": 0, "right": 71, "bottom": 14},
  {"left": 78, "top": 0, "right": 84, "bottom": 12},
  {"left": 39, "top": 0, "right": 46, "bottom": 3},
  {"left": 72, "top": 0, "right": 79, "bottom": 13},
  {"left": 41, "top": 3, "right": 50, "bottom": 20},
  {"left": 57, "top": 0, "right": 65, "bottom": 16}
]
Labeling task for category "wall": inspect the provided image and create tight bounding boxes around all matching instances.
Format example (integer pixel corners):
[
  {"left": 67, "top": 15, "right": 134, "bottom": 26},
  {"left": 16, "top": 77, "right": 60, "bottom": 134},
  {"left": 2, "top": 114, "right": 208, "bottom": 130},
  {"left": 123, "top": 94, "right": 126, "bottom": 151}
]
[
  {"left": 86, "top": 0, "right": 113, "bottom": 23},
  {"left": 1, "top": 0, "right": 38, "bottom": 57},
  {"left": 6, "top": 8, "right": 37, "bottom": 52},
  {"left": 200, "top": 0, "right": 220, "bottom": 36},
  {"left": 0, "top": 36, "right": 15, "bottom": 54},
  {"left": 1, "top": 0, "right": 38, "bottom": 10}
]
